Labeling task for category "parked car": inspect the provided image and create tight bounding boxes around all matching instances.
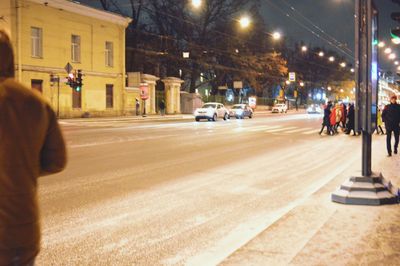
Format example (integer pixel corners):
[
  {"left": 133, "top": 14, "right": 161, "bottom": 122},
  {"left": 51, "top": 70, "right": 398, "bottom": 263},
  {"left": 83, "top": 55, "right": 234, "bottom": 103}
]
[
  {"left": 194, "top": 102, "right": 230, "bottom": 121},
  {"left": 271, "top": 103, "right": 288, "bottom": 113},
  {"left": 229, "top": 104, "right": 253, "bottom": 119},
  {"left": 307, "top": 104, "right": 322, "bottom": 114}
]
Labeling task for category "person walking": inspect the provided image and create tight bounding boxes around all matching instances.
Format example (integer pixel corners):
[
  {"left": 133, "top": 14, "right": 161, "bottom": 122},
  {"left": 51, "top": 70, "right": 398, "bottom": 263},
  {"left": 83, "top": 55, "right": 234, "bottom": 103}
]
[
  {"left": 159, "top": 99, "right": 166, "bottom": 116},
  {"left": 319, "top": 101, "right": 332, "bottom": 135},
  {"left": 376, "top": 107, "right": 385, "bottom": 135},
  {"left": 0, "top": 30, "right": 67, "bottom": 265},
  {"left": 329, "top": 103, "right": 339, "bottom": 134},
  {"left": 345, "top": 103, "right": 356, "bottom": 136},
  {"left": 340, "top": 103, "right": 347, "bottom": 131},
  {"left": 334, "top": 103, "right": 343, "bottom": 133},
  {"left": 135, "top": 98, "right": 140, "bottom": 116},
  {"left": 382, "top": 95, "right": 400, "bottom": 156}
]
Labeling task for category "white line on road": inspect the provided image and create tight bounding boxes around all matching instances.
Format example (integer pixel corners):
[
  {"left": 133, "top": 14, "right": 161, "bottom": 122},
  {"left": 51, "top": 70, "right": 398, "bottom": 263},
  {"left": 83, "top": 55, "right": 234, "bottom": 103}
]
[
  {"left": 265, "top": 126, "right": 297, "bottom": 133},
  {"left": 247, "top": 125, "right": 282, "bottom": 132},
  {"left": 302, "top": 129, "right": 319, "bottom": 135},
  {"left": 68, "top": 134, "right": 178, "bottom": 148},
  {"left": 284, "top": 127, "right": 313, "bottom": 134}
]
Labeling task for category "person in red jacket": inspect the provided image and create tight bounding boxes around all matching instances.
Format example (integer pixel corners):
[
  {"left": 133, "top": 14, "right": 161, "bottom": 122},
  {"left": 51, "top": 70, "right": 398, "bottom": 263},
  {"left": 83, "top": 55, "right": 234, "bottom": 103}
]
[{"left": 0, "top": 30, "right": 67, "bottom": 265}]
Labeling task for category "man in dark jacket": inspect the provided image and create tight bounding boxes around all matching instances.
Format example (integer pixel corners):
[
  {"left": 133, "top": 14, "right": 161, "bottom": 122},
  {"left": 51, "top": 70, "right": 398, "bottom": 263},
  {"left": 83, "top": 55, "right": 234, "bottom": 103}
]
[
  {"left": 0, "top": 30, "right": 67, "bottom": 265},
  {"left": 382, "top": 95, "right": 400, "bottom": 156},
  {"left": 319, "top": 101, "right": 332, "bottom": 135}
]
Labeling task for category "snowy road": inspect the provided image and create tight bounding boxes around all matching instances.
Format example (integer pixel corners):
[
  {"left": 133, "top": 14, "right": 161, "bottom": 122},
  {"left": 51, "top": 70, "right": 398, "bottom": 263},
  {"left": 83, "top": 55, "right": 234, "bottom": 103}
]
[{"left": 36, "top": 113, "right": 366, "bottom": 265}]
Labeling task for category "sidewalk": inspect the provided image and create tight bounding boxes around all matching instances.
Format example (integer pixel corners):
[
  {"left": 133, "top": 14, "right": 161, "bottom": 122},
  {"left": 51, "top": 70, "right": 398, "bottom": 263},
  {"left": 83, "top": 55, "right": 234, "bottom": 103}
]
[{"left": 222, "top": 136, "right": 400, "bottom": 265}]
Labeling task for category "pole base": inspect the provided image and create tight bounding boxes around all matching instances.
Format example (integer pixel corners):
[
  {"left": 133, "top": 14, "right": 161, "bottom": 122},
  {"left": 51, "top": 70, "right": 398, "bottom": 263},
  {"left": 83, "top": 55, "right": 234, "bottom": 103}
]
[{"left": 331, "top": 172, "right": 399, "bottom": 205}]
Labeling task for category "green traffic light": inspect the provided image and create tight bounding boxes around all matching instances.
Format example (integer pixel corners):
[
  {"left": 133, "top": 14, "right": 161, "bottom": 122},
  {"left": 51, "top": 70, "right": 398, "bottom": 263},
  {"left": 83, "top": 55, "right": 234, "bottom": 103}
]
[{"left": 76, "top": 86, "right": 81, "bottom": 92}]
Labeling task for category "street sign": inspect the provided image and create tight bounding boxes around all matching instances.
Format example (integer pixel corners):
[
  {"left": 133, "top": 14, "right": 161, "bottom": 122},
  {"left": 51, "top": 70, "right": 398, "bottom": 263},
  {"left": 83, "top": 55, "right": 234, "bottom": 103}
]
[
  {"left": 233, "top": 81, "right": 243, "bottom": 89},
  {"left": 289, "top": 72, "right": 296, "bottom": 82},
  {"left": 249, "top": 96, "right": 257, "bottom": 109},
  {"left": 140, "top": 83, "right": 149, "bottom": 100},
  {"left": 64, "top": 62, "right": 73, "bottom": 74},
  {"left": 218, "top": 86, "right": 228, "bottom": 90}
]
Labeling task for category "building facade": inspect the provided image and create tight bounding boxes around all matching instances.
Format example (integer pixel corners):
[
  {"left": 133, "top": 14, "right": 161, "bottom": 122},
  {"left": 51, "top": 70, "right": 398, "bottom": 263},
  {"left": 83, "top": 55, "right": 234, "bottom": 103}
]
[{"left": 0, "top": 0, "right": 131, "bottom": 117}]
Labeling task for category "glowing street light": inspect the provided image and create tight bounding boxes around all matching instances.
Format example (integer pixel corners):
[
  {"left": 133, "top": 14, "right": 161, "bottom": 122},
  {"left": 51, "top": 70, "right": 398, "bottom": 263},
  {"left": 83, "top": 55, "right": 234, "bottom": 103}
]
[
  {"left": 327, "top": 86, "right": 332, "bottom": 91},
  {"left": 318, "top": 51, "right": 324, "bottom": 57},
  {"left": 191, "top": 0, "right": 202, "bottom": 8},
  {"left": 398, "top": 66, "right": 400, "bottom": 71},
  {"left": 300, "top": 82, "right": 305, "bottom": 87},
  {"left": 340, "top": 62, "right": 346, "bottom": 68},
  {"left": 301, "top": 46, "right": 307, "bottom": 52},
  {"left": 239, "top": 16, "right": 251, "bottom": 29},
  {"left": 384, "top": 47, "right": 392, "bottom": 54},
  {"left": 340, "top": 88, "right": 344, "bottom": 93},
  {"left": 389, "top": 53, "right": 396, "bottom": 60},
  {"left": 350, "top": 68, "right": 355, "bottom": 73},
  {"left": 378, "top": 41, "right": 385, "bottom": 48},
  {"left": 329, "top": 56, "right": 335, "bottom": 62},
  {"left": 395, "top": 61, "right": 399, "bottom": 66},
  {"left": 392, "top": 38, "right": 400, "bottom": 45},
  {"left": 272, "top": 31, "right": 281, "bottom": 40},
  {"left": 182, "top": 52, "right": 190, "bottom": 58}
]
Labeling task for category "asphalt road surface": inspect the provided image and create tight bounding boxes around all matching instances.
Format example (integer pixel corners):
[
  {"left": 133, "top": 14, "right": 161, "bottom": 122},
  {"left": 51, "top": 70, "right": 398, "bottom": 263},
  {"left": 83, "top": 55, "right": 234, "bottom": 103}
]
[{"left": 36, "top": 112, "right": 363, "bottom": 265}]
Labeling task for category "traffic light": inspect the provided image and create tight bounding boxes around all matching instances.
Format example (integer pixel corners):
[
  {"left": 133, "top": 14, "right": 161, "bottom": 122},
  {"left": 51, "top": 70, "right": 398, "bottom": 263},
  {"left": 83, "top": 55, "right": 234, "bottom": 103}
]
[
  {"left": 76, "top": 69, "right": 83, "bottom": 92},
  {"left": 391, "top": 11, "right": 400, "bottom": 44},
  {"left": 66, "top": 72, "right": 76, "bottom": 88},
  {"left": 391, "top": 28, "right": 400, "bottom": 42}
]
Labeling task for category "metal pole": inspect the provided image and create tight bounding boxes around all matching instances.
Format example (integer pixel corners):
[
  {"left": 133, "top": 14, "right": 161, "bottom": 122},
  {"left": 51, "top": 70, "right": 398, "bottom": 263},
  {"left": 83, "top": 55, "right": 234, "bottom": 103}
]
[
  {"left": 142, "top": 99, "right": 146, "bottom": 117},
  {"left": 57, "top": 76, "right": 60, "bottom": 118},
  {"left": 362, "top": 132, "right": 372, "bottom": 176}
]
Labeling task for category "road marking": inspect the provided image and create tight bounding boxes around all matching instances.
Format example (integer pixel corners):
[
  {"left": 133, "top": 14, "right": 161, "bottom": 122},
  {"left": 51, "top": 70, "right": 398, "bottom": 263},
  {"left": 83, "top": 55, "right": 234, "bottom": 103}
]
[
  {"left": 284, "top": 127, "right": 313, "bottom": 134},
  {"left": 266, "top": 126, "right": 297, "bottom": 133},
  {"left": 302, "top": 129, "right": 319, "bottom": 135},
  {"left": 248, "top": 125, "right": 282, "bottom": 132}
]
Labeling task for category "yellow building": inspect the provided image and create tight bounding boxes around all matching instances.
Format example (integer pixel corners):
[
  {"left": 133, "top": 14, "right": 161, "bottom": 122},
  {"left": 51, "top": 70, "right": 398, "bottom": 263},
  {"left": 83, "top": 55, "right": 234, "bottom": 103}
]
[{"left": 0, "top": 0, "right": 131, "bottom": 117}]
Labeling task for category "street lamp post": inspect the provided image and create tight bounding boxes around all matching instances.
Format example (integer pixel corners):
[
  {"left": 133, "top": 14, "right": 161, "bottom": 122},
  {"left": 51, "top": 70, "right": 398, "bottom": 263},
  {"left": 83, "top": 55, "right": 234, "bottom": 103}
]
[{"left": 331, "top": 0, "right": 399, "bottom": 205}]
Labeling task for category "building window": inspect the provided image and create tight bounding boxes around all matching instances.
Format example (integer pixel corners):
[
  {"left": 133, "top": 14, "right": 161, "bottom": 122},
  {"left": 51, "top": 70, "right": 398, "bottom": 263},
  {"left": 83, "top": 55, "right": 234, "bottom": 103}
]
[
  {"left": 106, "top": 84, "right": 113, "bottom": 108},
  {"left": 31, "top": 27, "right": 42, "bottom": 58},
  {"left": 71, "top": 35, "right": 81, "bottom": 63},
  {"left": 31, "top": 79, "right": 43, "bottom": 93},
  {"left": 105, "top": 41, "right": 113, "bottom": 67}
]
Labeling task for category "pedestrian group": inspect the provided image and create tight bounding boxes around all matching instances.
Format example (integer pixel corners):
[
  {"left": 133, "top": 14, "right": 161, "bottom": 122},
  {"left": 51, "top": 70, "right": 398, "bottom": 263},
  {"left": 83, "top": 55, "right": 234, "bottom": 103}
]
[{"left": 319, "top": 96, "right": 400, "bottom": 157}]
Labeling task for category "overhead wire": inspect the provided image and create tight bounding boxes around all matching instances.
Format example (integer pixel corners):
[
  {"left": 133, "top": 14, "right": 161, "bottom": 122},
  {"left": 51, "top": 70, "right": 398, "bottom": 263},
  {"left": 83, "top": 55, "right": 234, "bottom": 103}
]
[
  {"left": 75, "top": 0, "right": 354, "bottom": 79},
  {"left": 280, "top": 0, "right": 354, "bottom": 55},
  {"left": 263, "top": 0, "right": 355, "bottom": 60}
]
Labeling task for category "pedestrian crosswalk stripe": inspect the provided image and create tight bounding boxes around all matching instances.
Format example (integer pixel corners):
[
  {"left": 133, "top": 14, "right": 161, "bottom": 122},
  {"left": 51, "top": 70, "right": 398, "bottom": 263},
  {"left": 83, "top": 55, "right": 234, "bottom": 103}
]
[
  {"left": 248, "top": 125, "right": 282, "bottom": 131},
  {"left": 266, "top": 126, "right": 297, "bottom": 133},
  {"left": 302, "top": 130, "right": 318, "bottom": 135},
  {"left": 233, "top": 127, "right": 247, "bottom": 132},
  {"left": 284, "top": 127, "right": 313, "bottom": 133}
]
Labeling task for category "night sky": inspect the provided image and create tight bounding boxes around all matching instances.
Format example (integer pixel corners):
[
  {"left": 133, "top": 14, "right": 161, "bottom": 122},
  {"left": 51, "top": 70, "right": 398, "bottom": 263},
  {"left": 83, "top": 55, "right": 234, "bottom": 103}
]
[
  {"left": 81, "top": 0, "right": 399, "bottom": 73},
  {"left": 260, "top": 0, "right": 400, "bottom": 73}
]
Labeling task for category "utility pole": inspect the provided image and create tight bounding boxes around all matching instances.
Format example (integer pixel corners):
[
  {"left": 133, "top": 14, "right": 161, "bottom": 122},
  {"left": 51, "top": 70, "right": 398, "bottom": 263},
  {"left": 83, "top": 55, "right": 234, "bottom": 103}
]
[{"left": 331, "top": 0, "right": 399, "bottom": 205}]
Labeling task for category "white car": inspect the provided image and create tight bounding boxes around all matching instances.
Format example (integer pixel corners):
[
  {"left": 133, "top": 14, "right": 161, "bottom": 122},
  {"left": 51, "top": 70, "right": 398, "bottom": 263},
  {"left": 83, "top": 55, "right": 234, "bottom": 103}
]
[
  {"left": 229, "top": 104, "right": 253, "bottom": 119},
  {"left": 272, "top": 103, "right": 288, "bottom": 113},
  {"left": 307, "top": 104, "right": 322, "bottom": 114},
  {"left": 194, "top": 102, "right": 230, "bottom": 121}
]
